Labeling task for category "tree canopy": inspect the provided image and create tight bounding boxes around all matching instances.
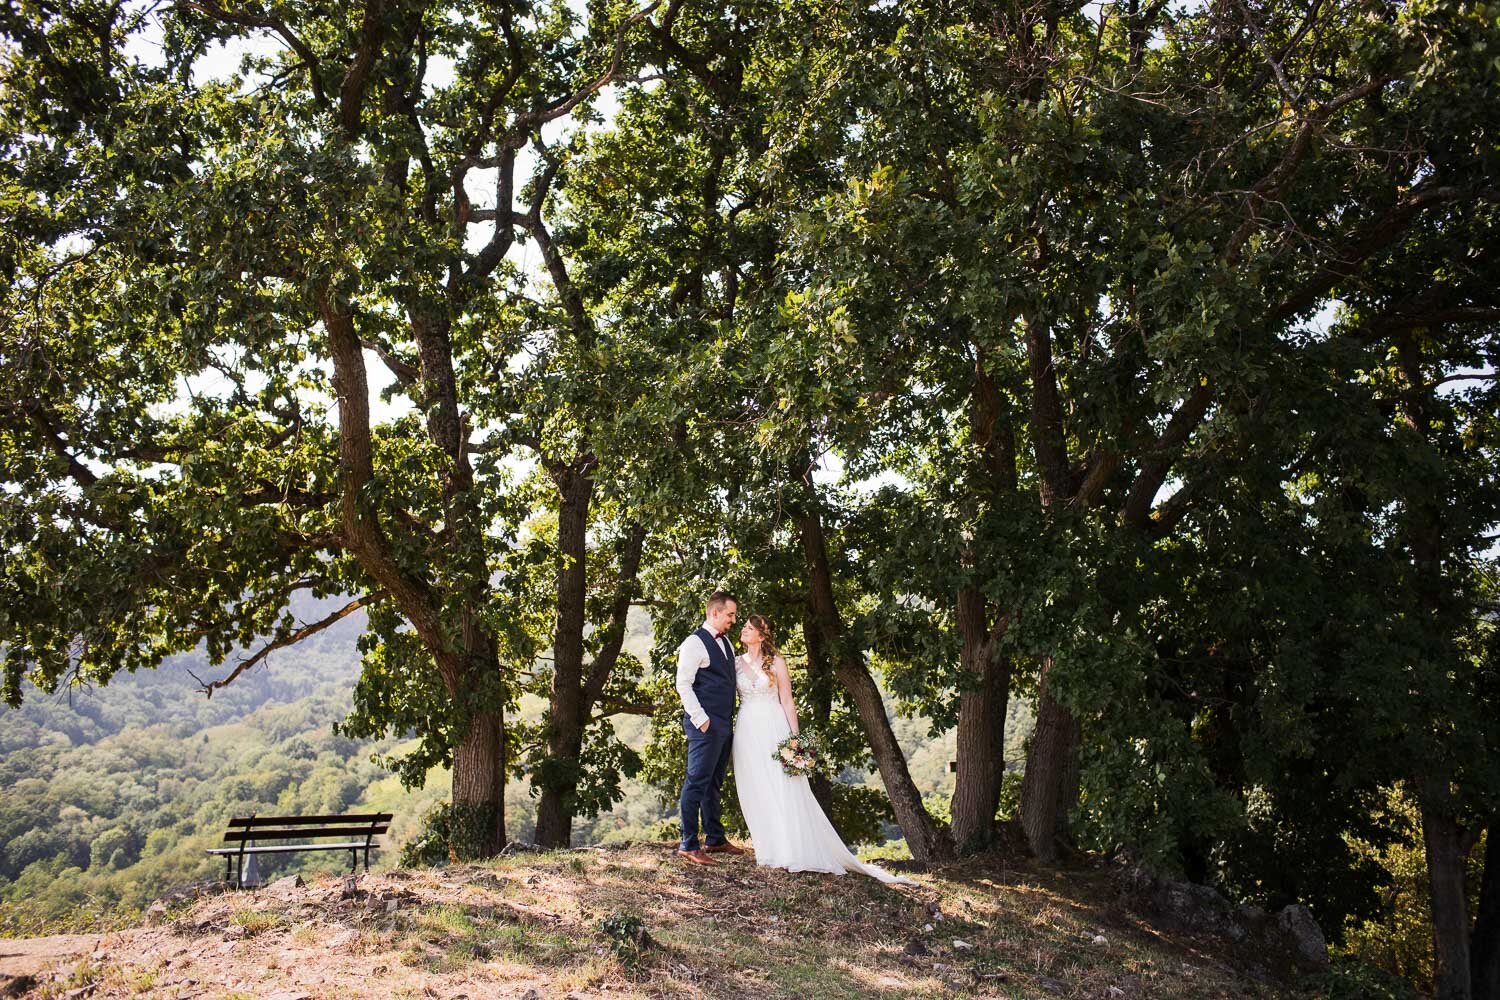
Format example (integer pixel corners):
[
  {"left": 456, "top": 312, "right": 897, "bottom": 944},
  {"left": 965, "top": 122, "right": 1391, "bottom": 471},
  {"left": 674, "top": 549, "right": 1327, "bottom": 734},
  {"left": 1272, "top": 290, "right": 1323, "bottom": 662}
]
[{"left": 3, "top": 1, "right": 1498, "bottom": 994}]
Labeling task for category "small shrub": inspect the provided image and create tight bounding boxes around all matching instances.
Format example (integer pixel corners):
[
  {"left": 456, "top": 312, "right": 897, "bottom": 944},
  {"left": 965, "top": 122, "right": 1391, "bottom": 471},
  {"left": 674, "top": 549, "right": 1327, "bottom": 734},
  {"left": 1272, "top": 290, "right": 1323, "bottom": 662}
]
[
  {"left": 996, "top": 768, "right": 1024, "bottom": 822},
  {"left": 597, "top": 911, "right": 653, "bottom": 969},
  {"left": 400, "top": 802, "right": 456, "bottom": 867},
  {"left": 1303, "top": 958, "right": 1419, "bottom": 1000},
  {"left": 230, "top": 910, "right": 284, "bottom": 936},
  {"left": 400, "top": 801, "right": 503, "bottom": 866}
]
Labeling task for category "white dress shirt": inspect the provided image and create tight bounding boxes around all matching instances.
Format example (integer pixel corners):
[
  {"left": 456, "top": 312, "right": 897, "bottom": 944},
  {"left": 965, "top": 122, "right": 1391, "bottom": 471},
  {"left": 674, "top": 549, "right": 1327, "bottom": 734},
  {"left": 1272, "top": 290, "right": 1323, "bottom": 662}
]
[{"left": 676, "top": 620, "right": 733, "bottom": 728}]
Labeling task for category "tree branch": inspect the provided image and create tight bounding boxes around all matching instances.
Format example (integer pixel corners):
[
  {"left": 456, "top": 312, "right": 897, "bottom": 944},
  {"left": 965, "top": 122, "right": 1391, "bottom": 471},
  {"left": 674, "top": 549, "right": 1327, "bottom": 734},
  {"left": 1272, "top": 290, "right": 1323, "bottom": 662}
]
[
  {"left": 176, "top": 1, "right": 330, "bottom": 108},
  {"left": 589, "top": 697, "right": 655, "bottom": 722},
  {"left": 1231, "top": 0, "right": 1300, "bottom": 109},
  {"left": 1072, "top": 449, "right": 1120, "bottom": 509},
  {"left": 581, "top": 523, "right": 648, "bottom": 714},
  {"left": 462, "top": 7, "right": 525, "bottom": 160},
  {"left": 1273, "top": 184, "right": 1497, "bottom": 323},
  {"left": 1121, "top": 378, "right": 1214, "bottom": 530},
  {"left": 242, "top": 483, "right": 337, "bottom": 509},
  {"left": 647, "top": 0, "right": 733, "bottom": 100},
  {"left": 468, "top": 424, "right": 541, "bottom": 454},
  {"left": 191, "top": 592, "right": 384, "bottom": 697},
  {"left": 465, "top": 145, "right": 518, "bottom": 284},
  {"left": 360, "top": 336, "right": 420, "bottom": 386},
  {"left": 463, "top": 1, "right": 659, "bottom": 288},
  {"left": 318, "top": 288, "right": 454, "bottom": 679},
  {"left": 1223, "top": 74, "right": 1393, "bottom": 264},
  {"left": 339, "top": 0, "right": 388, "bottom": 136},
  {"left": 1245, "top": 0, "right": 1325, "bottom": 96},
  {"left": 27, "top": 408, "right": 101, "bottom": 489},
  {"left": 513, "top": 146, "right": 592, "bottom": 346},
  {"left": 511, "top": 0, "right": 663, "bottom": 134},
  {"left": 1023, "top": 317, "right": 1073, "bottom": 508}
]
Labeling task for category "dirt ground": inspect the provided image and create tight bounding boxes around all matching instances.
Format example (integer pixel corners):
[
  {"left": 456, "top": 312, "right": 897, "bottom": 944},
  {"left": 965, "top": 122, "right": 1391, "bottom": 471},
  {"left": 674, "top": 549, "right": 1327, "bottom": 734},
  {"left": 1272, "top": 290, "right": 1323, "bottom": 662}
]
[{"left": 2, "top": 843, "right": 1303, "bottom": 999}]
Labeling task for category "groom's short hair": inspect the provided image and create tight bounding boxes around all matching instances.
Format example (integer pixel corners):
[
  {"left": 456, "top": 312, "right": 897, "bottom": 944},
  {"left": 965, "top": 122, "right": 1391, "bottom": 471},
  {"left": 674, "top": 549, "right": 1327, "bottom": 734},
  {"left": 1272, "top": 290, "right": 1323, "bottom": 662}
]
[{"left": 706, "top": 590, "right": 737, "bottom": 612}]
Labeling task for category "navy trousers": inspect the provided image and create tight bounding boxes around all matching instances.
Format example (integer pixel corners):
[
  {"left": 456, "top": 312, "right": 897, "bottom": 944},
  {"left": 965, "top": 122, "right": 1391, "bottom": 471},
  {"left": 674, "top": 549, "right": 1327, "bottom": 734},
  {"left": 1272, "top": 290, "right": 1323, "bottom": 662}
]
[{"left": 679, "top": 713, "right": 733, "bottom": 851}]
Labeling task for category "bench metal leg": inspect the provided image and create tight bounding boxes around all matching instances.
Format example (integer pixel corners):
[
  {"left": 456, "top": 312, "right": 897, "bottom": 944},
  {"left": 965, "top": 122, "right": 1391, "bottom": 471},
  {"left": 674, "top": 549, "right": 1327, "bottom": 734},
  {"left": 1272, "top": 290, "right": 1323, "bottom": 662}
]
[{"left": 233, "top": 815, "right": 254, "bottom": 890}]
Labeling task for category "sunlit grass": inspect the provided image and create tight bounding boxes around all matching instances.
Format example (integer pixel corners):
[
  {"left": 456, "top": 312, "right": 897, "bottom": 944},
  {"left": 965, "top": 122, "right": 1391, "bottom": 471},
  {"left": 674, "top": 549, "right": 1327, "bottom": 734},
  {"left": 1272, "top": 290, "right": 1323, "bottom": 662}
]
[{"left": 229, "top": 909, "right": 285, "bottom": 935}]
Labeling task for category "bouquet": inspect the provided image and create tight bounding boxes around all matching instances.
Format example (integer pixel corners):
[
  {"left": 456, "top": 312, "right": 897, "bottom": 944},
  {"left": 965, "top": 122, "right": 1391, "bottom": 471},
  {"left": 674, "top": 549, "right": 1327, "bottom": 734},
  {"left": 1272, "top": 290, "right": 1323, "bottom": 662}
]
[{"left": 773, "top": 731, "right": 823, "bottom": 776}]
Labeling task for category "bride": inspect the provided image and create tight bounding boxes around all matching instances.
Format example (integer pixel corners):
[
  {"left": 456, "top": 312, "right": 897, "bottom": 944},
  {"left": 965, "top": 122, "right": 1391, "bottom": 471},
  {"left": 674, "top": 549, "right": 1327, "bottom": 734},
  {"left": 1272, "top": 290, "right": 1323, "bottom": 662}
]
[{"left": 732, "top": 614, "right": 915, "bottom": 887}]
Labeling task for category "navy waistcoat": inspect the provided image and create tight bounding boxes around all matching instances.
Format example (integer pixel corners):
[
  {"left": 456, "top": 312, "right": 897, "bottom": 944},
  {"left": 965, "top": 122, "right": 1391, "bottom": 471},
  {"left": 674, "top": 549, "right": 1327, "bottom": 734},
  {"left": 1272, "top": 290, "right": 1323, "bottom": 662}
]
[{"left": 691, "top": 627, "right": 737, "bottom": 723}]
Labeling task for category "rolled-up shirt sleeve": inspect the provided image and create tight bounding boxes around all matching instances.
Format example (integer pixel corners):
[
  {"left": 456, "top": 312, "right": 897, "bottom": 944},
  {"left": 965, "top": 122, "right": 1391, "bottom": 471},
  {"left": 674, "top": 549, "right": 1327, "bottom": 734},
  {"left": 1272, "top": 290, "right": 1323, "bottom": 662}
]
[{"left": 675, "top": 635, "right": 710, "bottom": 727}]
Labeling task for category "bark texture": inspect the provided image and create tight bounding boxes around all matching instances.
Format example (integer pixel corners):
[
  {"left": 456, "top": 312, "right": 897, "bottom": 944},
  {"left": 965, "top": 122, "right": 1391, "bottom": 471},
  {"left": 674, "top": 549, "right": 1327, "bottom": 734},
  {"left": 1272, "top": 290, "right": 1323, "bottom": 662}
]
[{"left": 794, "top": 470, "right": 955, "bottom": 862}]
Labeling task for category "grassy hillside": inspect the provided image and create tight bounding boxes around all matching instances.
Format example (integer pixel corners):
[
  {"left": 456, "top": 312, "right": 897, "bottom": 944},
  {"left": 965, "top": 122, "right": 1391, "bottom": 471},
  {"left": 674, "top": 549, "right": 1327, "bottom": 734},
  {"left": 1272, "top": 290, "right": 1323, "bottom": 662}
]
[{"left": 4, "top": 843, "right": 1352, "bottom": 1000}]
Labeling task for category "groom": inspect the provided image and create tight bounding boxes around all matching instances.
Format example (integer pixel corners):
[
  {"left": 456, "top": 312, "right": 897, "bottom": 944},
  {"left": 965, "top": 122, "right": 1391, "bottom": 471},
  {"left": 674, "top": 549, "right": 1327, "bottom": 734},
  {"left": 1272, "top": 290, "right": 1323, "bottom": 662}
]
[{"left": 674, "top": 590, "right": 748, "bottom": 865}]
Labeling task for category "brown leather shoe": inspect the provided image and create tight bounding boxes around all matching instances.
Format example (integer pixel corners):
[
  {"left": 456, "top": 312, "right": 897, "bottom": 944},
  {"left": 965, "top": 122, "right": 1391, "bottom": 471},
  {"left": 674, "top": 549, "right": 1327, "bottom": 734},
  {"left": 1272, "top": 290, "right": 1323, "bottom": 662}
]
[
  {"left": 676, "top": 848, "right": 715, "bottom": 866},
  {"left": 703, "top": 841, "right": 747, "bottom": 855}
]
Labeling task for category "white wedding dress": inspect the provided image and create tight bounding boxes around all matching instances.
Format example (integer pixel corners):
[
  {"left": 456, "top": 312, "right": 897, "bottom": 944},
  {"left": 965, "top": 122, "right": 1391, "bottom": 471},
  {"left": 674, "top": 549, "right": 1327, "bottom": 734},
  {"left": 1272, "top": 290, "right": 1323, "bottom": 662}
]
[{"left": 732, "top": 654, "right": 915, "bottom": 886}]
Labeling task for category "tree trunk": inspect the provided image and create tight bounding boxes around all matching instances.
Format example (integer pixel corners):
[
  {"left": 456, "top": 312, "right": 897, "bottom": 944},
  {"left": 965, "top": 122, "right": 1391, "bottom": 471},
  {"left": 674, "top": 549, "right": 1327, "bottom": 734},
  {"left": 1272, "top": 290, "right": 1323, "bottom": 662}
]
[
  {"left": 950, "top": 585, "right": 1011, "bottom": 854},
  {"left": 1424, "top": 805, "right": 1474, "bottom": 1000},
  {"left": 1020, "top": 662, "right": 1079, "bottom": 863},
  {"left": 532, "top": 776, "right": 573, "bottom": 848},
  {"left": 1018, "top": 317, "right": 1085, "bottom": 863},
  {"left": 949, "top": 347, "right": 1018, "bottom": 854},
  {"left": 535, "top": 467, "right": 593, "bottom": 849},
  {"left": 802, "top": 604, "right": 835, "bottom": 821},
  {"left": 1399, "top": 337, "right": 1477, "bottom": 999},
  {"left": 793, "top": 472, "right": 954, "bottom": 862},
  {"left": 450, "top": 704, "right": 507, "bottom": 859},
  {"left": 1472, "top": 823, "right": 1499, "bottom": 999},
  {"left": 324, "top": 292, "right": 509, "bottom": 858}
]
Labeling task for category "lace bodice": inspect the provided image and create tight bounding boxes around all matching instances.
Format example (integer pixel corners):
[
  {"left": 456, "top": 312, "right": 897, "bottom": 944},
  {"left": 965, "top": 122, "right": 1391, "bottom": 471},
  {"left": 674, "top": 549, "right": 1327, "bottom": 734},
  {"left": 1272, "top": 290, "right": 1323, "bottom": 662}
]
[{"left": 735, "top": 654, "right": 779, "bottom": 702}]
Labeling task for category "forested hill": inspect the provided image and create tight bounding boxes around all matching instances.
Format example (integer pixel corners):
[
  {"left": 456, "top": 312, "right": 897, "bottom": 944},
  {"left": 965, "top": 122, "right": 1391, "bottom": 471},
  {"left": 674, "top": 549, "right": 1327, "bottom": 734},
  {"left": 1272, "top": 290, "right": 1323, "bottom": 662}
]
[
  {"left": 2, "top": 595, "right": 367, "bottom": 751},
  {"left": 0, "top": 594, "right": 388, "bottom": 934}
]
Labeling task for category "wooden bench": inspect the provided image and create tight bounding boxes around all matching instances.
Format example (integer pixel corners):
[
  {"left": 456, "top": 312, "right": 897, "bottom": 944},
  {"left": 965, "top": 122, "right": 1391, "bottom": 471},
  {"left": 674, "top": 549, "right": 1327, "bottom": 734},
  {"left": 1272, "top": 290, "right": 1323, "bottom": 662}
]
[{"left": 207, "top": 812, "right": 392, "bottom": 888}]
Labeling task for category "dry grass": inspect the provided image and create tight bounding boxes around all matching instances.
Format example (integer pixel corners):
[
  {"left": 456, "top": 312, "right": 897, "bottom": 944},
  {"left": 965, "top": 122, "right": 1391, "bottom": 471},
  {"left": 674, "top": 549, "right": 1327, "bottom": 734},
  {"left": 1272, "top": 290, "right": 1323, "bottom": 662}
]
[{"left": 7, "top": 843, "right": 1316, "bottom": 999}]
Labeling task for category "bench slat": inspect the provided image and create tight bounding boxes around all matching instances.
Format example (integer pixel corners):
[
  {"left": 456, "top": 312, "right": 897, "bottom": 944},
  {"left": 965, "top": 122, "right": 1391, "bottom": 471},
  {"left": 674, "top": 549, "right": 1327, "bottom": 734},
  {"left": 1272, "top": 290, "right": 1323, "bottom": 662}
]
[
  {"left": 208, "top": 843, "right": 373, "bottom": 856},
  {"left": 225, "top": 813, "right": 392, "bottom": 827},
  {"left": 222, "top": 826, "right": 388, "bottom": 843}
]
